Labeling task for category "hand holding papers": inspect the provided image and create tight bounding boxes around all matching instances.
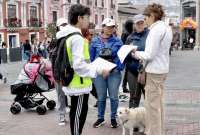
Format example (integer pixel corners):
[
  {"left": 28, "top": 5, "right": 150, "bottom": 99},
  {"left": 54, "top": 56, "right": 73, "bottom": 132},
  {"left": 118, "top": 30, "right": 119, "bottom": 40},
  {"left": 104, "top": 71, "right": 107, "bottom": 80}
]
[
  {"left": 117, "top": 45, "right": 138, "bottom": 63},
  {"left": 91, "top": 57, "right": 117, "bottom": 72}
]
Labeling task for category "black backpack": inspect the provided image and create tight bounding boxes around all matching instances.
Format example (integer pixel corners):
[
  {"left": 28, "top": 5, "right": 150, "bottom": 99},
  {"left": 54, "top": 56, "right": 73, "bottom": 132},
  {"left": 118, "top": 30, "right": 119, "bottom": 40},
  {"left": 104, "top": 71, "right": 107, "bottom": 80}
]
[{"left": 54, "top": 32, "right": 82, "bottom": 86}]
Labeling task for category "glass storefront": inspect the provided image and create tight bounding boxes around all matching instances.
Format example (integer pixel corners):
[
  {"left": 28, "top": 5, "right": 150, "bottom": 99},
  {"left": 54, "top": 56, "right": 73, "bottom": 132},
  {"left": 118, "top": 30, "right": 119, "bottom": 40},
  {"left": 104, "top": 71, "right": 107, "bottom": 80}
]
[{"left": 181, "top": 1, "right": 196, "bottom": 49}]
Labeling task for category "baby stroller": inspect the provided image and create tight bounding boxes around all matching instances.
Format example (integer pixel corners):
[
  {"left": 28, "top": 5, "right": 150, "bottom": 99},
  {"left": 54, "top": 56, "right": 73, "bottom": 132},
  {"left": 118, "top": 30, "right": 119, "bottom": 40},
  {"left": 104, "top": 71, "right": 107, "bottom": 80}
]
[{"left": 10, "top": 55, "right": 56, "bottom": 115}]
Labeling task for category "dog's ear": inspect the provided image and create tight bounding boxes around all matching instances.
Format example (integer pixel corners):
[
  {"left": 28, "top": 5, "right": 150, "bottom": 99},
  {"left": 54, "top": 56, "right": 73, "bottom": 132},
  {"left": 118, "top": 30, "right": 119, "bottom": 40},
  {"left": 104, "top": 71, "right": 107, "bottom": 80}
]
[{"left": 125, "top": 108, "right": 130, "bottom": 114}]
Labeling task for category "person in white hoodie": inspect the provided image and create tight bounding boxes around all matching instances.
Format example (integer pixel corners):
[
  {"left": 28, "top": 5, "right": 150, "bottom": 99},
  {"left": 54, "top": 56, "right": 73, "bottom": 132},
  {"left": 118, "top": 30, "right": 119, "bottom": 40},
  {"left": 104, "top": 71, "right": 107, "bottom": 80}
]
[
  {"left": 51, "top": 18, "right": 70, "bottom": 126},
  {"left": 56, "top": 4, "right": 110, "bottom": 135},
  {"left": 132, "top": 3, "right": 172, "bottom": 135}
]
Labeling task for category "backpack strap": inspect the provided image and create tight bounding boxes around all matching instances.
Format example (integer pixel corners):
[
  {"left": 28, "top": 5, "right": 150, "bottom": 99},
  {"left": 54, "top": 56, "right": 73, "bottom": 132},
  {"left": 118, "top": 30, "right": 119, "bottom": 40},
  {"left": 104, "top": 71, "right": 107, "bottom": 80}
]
[
  {"left": 61, "top": 32, "right": 82, "bottom": 69},
  {"left": 56, "top": 32, "right": 84, "bottom": 84},
  {"left": 62, "top": 32, "right": 84, "bottom": 84}
]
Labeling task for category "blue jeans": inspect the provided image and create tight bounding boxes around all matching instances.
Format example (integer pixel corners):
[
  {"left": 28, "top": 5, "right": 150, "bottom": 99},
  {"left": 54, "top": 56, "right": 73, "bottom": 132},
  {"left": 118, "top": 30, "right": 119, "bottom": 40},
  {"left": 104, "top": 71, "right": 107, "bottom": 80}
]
[
  {"left": 55, "top": 82, "right": 68, "bottom": 115},
  {"left": 24, "top": 51, "right": 31, "bottom": 61},
  {"left": 94, "top": 70, "right": 121, "bottom": 120}
]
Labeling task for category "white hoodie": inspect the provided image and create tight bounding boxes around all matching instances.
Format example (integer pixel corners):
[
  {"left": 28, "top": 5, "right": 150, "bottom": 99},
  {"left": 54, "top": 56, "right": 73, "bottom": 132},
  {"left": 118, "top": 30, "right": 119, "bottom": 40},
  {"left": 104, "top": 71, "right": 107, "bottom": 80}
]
[
  {"left": 56, "top": 25, "right": 101, "bottom": 96},
  {"left": 135, "top": 21, "right": 173, "bottom": 74}
]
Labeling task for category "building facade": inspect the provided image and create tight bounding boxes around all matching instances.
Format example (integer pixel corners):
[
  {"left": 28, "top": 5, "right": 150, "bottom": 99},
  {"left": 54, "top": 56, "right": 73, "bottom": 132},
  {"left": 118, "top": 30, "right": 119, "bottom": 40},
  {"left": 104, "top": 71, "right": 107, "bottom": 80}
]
[
  {"left": 43, "top": 0, "right": 65, "bottom": 28},
  {"left": 118, "top": 0, "right": 145, "bottom": 34},
  {"left": 0, "top": 0, "right": 118, "bottom": 48},
  {"left": 0, "top": 0, "right": 45, "bottom": 48},
  {"left": 60, "top": 0, "right": 118, "bottom": 30}
]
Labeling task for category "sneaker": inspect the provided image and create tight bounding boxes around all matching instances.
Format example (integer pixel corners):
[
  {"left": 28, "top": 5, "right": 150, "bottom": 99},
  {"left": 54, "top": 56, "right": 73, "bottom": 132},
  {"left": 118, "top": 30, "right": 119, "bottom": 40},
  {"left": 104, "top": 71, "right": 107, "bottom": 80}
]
[
  {"left": 111, "top": 119, "right": 119, "bottom": 128},
  {"left": 3, "top": 77, "right": 7, "bottom": 83},
  {"left": 119, "top": 94, "right": 129, "bottom": 102},
  {"left": 93, "top": 119, "right": 105, "bottom": 128},
  {"left": 123, "top": 88, "right": 129, "bottom": 93},
  {"left": 66, "top": 107, "right": 70, "bottom": 113},
  {"left": 93, "top": 101, "right": 98, "bottom": 108},
  {"left": 58, "top": 115, "right": 66, "bottom": 126}
]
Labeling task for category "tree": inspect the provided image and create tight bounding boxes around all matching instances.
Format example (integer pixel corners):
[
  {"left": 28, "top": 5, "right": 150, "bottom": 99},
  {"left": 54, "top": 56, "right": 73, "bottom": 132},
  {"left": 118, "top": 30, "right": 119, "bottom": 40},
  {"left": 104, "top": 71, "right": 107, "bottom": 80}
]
[{"left": 46, "top": 23, "right": 56, "bottom": 39}]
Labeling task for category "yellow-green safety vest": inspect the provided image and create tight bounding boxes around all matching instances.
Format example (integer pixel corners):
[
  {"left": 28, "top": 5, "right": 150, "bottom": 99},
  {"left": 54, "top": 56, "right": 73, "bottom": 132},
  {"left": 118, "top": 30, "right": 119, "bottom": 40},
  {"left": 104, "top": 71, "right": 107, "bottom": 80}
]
[{"left": 65, "top": 37, "right": 92, "bottom": 88}]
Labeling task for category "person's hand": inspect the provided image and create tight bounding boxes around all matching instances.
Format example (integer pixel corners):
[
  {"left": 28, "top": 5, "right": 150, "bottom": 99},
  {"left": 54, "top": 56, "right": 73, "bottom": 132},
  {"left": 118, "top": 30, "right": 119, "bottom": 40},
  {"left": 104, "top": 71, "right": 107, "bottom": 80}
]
[
  {"left": 132, "top": 48, "right": 136, "bottom": 53},
  {"left": 131, "top": 51, "right": 140, "bottom": 60},
  {"left": 102, "top": 69, "right": 110, "bottom": 79}
]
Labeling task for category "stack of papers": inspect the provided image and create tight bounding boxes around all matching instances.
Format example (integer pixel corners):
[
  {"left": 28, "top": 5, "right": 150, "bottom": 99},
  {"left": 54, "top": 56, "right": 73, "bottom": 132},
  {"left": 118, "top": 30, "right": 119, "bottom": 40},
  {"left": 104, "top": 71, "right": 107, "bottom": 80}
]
[
  {"left": 91, "top": 57, "right": 117, "bottom": 71},
  {"left": 117, "top": 45, "right": 138, "bottom": 63}
]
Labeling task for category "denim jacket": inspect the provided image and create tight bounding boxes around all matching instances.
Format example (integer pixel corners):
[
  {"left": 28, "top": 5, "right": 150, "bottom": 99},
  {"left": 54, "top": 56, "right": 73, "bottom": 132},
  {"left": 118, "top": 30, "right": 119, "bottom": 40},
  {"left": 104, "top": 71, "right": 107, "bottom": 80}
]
[
  {"left": 125, "top": 28, "right": 149, "bottom": 75},
  {"left": 90, "top": 35, "right": 124, "bottom": 71}
]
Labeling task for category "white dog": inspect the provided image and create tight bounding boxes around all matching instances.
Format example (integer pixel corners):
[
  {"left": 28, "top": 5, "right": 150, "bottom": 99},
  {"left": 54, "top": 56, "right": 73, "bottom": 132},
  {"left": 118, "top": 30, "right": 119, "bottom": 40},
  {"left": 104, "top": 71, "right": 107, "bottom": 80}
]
[{"left": 117, "top": 107, "right": 146, "bottom": 135}]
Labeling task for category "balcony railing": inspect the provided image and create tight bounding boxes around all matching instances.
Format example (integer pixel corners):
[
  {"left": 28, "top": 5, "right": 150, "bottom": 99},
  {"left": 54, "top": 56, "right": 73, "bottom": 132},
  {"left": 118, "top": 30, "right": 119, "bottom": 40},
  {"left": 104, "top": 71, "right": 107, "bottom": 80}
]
[
  {"left": 4, "top": 18, "right": 22, "bottom": 27},
  {"left": 27, "top": 18, "right": 42, "bottom": 27}
]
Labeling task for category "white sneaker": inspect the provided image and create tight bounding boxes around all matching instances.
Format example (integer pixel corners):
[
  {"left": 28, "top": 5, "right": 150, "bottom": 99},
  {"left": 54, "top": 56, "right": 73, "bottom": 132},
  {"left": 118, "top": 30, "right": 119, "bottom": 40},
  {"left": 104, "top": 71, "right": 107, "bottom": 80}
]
[
  {"left": 3, "top": 77, "right": 7, "bottom": 83},
  {"left": 58, "top": 115, "right": 66, "bottom": 126},
  {"left": 66, "top": 107, "right": 70, "bottom": 114}
]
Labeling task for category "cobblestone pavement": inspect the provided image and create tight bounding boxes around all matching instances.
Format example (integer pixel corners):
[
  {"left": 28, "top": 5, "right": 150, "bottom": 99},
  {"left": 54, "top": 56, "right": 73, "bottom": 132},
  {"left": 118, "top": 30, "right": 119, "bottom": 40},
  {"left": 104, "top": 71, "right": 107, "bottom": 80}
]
[{"left": 0, "top": 50, "right": 200, "bottom": 135}]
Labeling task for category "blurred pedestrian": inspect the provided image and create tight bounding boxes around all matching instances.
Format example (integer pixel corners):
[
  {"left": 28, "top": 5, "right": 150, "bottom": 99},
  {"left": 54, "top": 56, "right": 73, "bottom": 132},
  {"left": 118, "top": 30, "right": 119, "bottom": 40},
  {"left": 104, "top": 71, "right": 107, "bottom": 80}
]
[
  {"left": 0, "top": 42, "right": 7, "bottom": 83},
  {"left": 121, "top": 20, "right": 134, "bottom": 93},
  {"left": 2, "top": 42, "right": 7, "bottom": 48},
  {"left": 23, "top": 40, "right": 32, "bottom": 61},
  {"left": 81, "top": 23, "right": 98, "bottom": 107},
  {"left": 48, "top": 17, "right": 70, "bottom": 126},
  {"left": 121, "top": 20, "right": 133, "bottom": 44}
]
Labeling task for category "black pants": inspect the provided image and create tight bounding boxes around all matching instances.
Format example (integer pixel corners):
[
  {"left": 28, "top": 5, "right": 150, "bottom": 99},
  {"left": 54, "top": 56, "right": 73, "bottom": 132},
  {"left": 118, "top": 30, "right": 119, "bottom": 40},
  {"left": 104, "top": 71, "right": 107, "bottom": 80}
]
[
  {"left": 90, "top": 83, "right": 97, "bottom": 99},
  {"left": 70, "top": 94, "right": 89, "bottom": 135},
  {"left": 0, "top": 73, "right": 2, "bottom": 79},
  {"left": 127, "top": 71, "right": 145, "bottom": 108},
  {"left": 122, "top": 67, "right": 128, "bottom": 89}
]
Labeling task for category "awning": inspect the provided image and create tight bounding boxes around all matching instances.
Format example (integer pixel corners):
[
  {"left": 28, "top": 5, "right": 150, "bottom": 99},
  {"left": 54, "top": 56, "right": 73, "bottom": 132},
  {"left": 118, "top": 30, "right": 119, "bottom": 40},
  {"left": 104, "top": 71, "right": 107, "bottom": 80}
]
[{"left": 179, "top": 18, "right": 197, "bottom": 30}]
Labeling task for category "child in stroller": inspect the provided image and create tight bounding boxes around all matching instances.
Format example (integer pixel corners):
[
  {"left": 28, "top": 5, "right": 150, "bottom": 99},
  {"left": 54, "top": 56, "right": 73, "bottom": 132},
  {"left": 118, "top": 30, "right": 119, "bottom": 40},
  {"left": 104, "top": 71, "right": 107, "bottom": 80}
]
[{"left": 10, "top": 55, "right": 56, "bottom": 115}]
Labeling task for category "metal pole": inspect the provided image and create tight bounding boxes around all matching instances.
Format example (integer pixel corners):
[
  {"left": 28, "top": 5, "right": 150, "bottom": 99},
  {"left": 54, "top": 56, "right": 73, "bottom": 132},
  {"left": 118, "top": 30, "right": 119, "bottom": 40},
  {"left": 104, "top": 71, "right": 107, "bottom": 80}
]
[
  {"left": 180, "top": 0, "right": 183, "bottom": 50},
  {"left": 195, "top": 0, "right": 199, "bottom": 49}
]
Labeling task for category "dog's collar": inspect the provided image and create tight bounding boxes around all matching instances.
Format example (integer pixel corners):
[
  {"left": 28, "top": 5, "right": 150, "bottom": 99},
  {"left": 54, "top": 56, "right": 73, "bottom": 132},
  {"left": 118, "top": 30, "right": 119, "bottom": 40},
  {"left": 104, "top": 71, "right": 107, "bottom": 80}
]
[{"left": 123, "top": 119, "right": 129, "bottom": 125}]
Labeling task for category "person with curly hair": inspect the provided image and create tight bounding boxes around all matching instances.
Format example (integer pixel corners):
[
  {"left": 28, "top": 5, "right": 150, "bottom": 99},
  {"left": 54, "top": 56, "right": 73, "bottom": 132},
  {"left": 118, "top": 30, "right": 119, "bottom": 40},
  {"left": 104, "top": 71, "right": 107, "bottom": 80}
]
[{"left": 132, "top": 3, "right": 173, "bottom": 135}]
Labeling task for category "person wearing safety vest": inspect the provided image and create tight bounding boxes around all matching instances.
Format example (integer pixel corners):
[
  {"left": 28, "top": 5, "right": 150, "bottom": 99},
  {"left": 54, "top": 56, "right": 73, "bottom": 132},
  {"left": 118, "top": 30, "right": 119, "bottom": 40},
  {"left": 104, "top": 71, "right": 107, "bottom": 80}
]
[{"left": 56, "top": 4, "right": 110, "bottom": 135}]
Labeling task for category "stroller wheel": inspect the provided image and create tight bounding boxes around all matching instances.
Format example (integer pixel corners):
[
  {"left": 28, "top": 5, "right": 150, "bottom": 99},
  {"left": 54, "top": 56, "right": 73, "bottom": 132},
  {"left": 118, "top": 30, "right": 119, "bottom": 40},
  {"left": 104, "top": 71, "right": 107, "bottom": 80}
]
[
  {"left": 46, "top": 100, "right": 56, "bottom": 110},
  {"left": 36, "top": 105, "right": 47, "bottom": 115},
  {"left": 10, "top": 103, "right": 21, "bottom": 114}
]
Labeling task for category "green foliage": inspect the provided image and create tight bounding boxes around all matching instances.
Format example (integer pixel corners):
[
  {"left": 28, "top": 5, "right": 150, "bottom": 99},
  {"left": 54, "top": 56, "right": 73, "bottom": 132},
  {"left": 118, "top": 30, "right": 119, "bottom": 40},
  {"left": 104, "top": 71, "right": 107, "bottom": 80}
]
[{"left": 46, "top": 23, "right": 56, "bottom": 39}]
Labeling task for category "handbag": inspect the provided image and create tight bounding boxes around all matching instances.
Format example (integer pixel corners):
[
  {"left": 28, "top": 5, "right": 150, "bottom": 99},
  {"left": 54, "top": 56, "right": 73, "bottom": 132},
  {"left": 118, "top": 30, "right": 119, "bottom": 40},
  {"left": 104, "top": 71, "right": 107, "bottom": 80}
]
[
  {"left": 99, "top": 48, "right": 112, "bottom": 62},
  {"left": 137, "top": 63, "right": 147, "bottom": 85}
]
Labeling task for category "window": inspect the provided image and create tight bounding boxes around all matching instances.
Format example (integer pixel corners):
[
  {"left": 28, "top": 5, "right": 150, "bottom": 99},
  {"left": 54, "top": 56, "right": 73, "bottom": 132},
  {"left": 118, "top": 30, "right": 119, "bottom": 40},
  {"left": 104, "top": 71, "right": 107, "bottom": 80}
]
[
  {"left": 87, "top": 0, "right": 90, "bottom": 5},
  {"left": 30, "top": 33, "right": 36, "bottom": 44},
  {"left": 95, "top": 0, "right": 97, "bottom": 7},
  {"left": 29, "top": 6, "right": 38, "bottom": 27},
  {"left": 8, "top": 4, "right": 16, "bottom": 19},
  {"left": 8, "top": 35, "right": 17, "bottom": 48},
  {"left": 0, "top": 34, "right": 2, "bottom": 47},
  {"left": 102, "top": 0, "right": 104, "bottom": 7},
  {"left": 110, "top": 0, "right": 115, "bottom": 8},
  {"left": 111, "top": 16, "right": 113, "bottom": 19},
  {"left": 77, "top": 0, "right": 80, "bottom": 3},
  {"left": 52, "top": 11, "right": 57, "bottom": 23},
  {"left": 68, "top": 0, "right": 71, "bottom": 3},
  {"left": 30, "top": 6, "right": 37, "bottom": 19},
  {"left": 7, "top": 4, "right": 20, "bottom": 27},
  {"left": 95, "top": 14, "right": 98, "bottom": 24},
  {"left": 101, "top": 15, "right": 104, "bottom": 22}
]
